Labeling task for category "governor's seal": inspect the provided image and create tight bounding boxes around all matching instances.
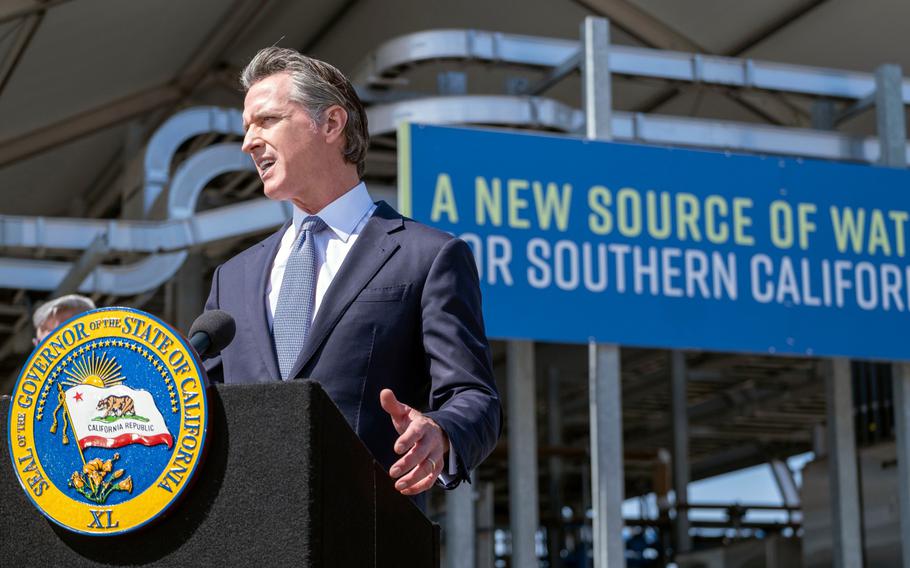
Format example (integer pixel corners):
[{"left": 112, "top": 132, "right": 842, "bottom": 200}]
[{"left": 7, "top": 307, "right": 208, "bottom": 535}]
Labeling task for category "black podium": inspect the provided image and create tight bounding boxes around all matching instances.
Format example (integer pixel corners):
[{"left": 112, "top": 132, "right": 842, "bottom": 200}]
[{"left": 1, "top": 380, "right": 440, "bottom": 567}]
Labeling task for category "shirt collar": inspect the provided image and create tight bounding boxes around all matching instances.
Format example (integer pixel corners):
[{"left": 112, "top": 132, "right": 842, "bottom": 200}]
[{"left": 291, "top": 182, "right": 373, "bottom": 243}]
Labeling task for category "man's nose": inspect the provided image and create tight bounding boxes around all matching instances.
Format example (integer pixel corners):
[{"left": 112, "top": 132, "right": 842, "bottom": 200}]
[{"left": 241, "top": 128, "right": 260, "bottom": 154}]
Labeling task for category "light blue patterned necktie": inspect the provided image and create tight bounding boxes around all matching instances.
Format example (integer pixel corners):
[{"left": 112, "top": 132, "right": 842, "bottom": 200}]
[{"left": 273, "top": 215, "right": 326, "bottom": 380}]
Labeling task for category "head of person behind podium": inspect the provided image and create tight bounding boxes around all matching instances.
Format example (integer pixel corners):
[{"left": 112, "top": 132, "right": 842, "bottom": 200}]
[{"left": 32, "top": 294, "right": 95, "bottom": 346}]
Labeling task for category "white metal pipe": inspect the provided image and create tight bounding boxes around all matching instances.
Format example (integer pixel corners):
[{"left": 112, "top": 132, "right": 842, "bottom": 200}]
[{"left": 353, "top": 28, "right": 910, "bottom": 103}]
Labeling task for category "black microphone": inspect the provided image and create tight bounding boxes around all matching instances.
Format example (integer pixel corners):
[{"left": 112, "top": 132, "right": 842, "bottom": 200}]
[{"left": 188, "top": 310, "right": 236, "bottom": 357}]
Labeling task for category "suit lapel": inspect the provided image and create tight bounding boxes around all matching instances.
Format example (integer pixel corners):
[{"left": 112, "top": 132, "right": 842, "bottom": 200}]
[
  {"left": 288, "top": 202, "right": 404, "bottom": 378},
  {"left": 245, "top": 220, "right": 289, "bottom": 381}
]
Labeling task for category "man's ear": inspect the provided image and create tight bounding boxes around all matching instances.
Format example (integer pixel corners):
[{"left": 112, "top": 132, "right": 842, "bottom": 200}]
[{"left": 322, "top": 105, "right": 348, "bottom": 144}]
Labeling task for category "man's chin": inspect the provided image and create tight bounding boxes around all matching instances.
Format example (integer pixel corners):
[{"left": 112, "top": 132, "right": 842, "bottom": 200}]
[{"left": 262, "top": 181, "right": 286, "bottom": 201}]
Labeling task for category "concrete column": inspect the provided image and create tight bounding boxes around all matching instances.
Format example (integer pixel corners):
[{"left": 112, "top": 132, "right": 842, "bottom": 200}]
[
  {"left": 446, "top": 477, "right": 476, "bottom": 568},
  {"left": 874, "top": 63, "right": 910, "bottom": 568},
  {"left": 582, "top": 15, "right": 625, "bottom": 568},
  {"left": 546, "top": 366, "right": 565, "bottom": 565},
  {"left": 671, "top": 351, "right": 691, "bottom": 554},
  {"left": 476, "top": 481, "right": 495, "bottom": 568},
  {"left": 507, "top": 340, "right": 538, "bottom": 567},
  {"left": 825, "top": 358, "right": 863, "bottom": 568},
  {"left": 589, "top": 341, "right": 624, "bottom": 568}
]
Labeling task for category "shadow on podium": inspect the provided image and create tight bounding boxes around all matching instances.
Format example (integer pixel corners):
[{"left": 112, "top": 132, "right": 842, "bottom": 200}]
[{"left": 1, "top": 380, "right": 440, "bottom": 567}]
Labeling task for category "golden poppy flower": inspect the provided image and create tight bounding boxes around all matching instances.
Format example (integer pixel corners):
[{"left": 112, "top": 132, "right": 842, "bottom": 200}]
[
  {"left": 118, "top": 477, "right": 133, "bottom": 493},
  {"left": 89, "top": 472, "right": 103, "bottom": 489},
  {"left": 83, "top": 458, "right": 103, "bottom": 474}
]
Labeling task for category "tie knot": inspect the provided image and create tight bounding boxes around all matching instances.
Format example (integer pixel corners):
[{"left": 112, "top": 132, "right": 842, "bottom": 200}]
[{"left": 301, "top": 215, "right": 326, "bottom": 234}]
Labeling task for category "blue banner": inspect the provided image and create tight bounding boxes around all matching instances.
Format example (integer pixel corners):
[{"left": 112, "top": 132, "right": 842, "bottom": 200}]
[{"left": 397, "top": 123, "right": 910, "bottom": 361}]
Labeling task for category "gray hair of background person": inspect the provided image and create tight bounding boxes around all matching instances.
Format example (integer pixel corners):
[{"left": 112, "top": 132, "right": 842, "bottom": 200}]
[
  {"left": 32, "top": 294, "right": 96, "bottom": 330},
  {"left": 240, "top": 47, "right": 370, "bottom": 178}
]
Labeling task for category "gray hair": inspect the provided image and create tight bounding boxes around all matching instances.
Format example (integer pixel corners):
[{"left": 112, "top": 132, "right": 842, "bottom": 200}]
[
  {"left": 33, "top": 294, "right": 95, "bottom": 330},
  {"left": 241, "top": 47, "right": 369, "bottom": 177}
]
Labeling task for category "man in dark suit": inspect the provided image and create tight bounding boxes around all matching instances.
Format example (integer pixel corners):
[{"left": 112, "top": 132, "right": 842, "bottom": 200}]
[{"left": 202, "top": 47, "right": 501, "bottom": 497}]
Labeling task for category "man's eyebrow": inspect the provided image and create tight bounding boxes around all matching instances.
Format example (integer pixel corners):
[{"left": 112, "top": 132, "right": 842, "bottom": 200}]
[
  {"left": 242, "top": 109, "right": 271, "bottom": 130},
  {"left": 242, "top": 111, "right": 259, "bottom": 131}
]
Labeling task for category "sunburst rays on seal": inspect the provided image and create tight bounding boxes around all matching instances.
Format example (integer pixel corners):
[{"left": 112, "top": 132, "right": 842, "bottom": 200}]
[{"left": 62, "top": 351, "right": 125, "bottom": 388}]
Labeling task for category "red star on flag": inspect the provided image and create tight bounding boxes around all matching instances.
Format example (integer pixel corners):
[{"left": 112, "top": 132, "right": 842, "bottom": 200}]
[{"left": 73, "top": 391, "right": 83, "bottom": 402}]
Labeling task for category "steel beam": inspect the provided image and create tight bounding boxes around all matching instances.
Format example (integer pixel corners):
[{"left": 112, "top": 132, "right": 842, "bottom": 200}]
[
  {"left": 0, "top": 0, "right": 71, "bottom": 24},
  {"left": 602, "top": 0, "right": 825, "bottom": 125},
  {"left": 575, "top": 0, "right": 808, "bottom": 123},
  {"left": 875, "top": 63, "right": 910, "bottom": 568},
  {"left": 727, "top": 0, "right": 829, "bottom": 55},
  {"left": 51, "top": 233, "right": 109, "bottom": 297},
  {"left": 584, "top": 17, "right": 625, "bottom": 568},
  {"left": 690, "top": 442, "right": 762, "bottom": 480},
  {"left": 300, "top": 0, "right": 360, "bottom": 54},
  {"left": 523, "top": 50, "right": 581, "bottom": 96},
  {"left": 825, "top": 358, "right": 863, "bottom": 568},
  {"left": 875, "top": 64, "right": 908, "bottom": 167},
  {"left": 507, "top": 340, "right": 539, "bottom": 568},
  {"left": 0, "top": 0, "right": 266, "bottom": 167},
  {"left": 627, "top": 370, "right": 820, "bottom": 447},
  {"left": 173, "top": 0, "right": 270, "bottom": 92},
  {"left": 688, "top": 425, "right": 811, "bottom": 444},
  {"left": 0, "top": 84, "right": 181, "bottom": 168},
  {"left": 0, "top": 304, "right": 27, "bottom": 316},
  {"left": 583, "top": 18, "right": 612, "bottom": 140},
  {"left": 0, "top": 11, "right": 43, "bottom": 98},
  {"left": 574, "top": 0, "right": 703, "bottom": 52},
  {"left": 671, "top": 351, "right": 691, "bottom": 554},
  {"left": 769, "top": 458, "right": 801, "bottom": 525}
]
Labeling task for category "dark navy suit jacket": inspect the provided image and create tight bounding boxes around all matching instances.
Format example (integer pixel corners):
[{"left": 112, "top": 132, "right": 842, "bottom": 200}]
[{"left": 202, "top": 201, "right": 501, "bottom": 485}]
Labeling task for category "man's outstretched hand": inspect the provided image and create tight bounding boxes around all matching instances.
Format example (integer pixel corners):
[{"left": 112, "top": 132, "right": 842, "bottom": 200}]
[{"left": 380, "top": 388, "right": 450, "bottom": 496}]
